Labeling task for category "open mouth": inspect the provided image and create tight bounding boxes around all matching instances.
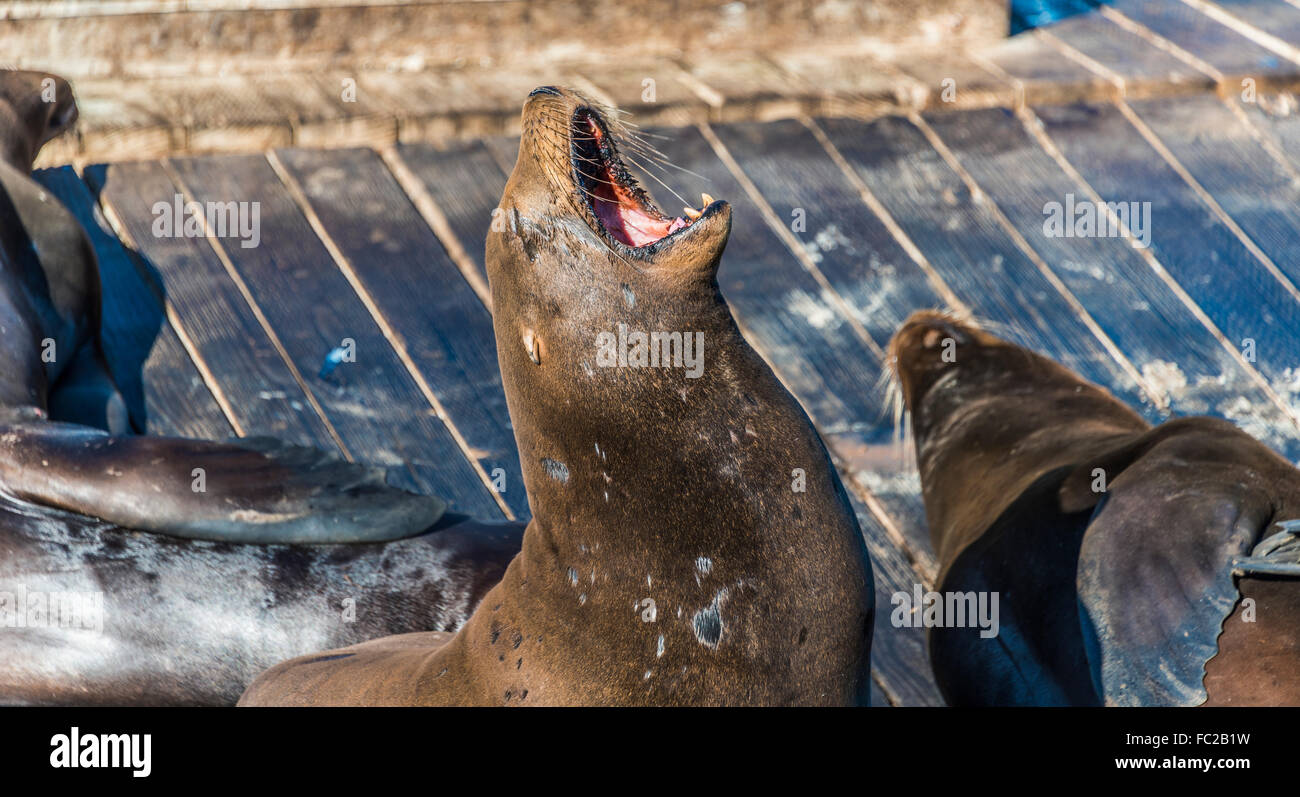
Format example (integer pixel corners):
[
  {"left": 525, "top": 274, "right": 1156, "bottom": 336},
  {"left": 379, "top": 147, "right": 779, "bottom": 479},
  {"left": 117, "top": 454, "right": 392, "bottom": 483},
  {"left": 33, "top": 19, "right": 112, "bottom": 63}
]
[{"left": 570, "top": 108, "right": 711, "bottom": 248}]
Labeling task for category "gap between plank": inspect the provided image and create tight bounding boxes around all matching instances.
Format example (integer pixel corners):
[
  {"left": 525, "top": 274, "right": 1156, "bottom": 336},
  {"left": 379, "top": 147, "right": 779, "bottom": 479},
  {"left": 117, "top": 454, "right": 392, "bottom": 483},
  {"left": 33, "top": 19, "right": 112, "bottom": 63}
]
[
  {"left": 266, "top": 148, "right": 515, "bottom": 520},
  {"left": 377, "top": 146, "right": 494, "bottom": 311}
]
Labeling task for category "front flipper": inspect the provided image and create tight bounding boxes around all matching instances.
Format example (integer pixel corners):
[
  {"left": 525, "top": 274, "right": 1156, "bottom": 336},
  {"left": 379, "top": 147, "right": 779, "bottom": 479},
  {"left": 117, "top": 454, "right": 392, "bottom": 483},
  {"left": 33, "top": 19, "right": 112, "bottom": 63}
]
[
  {"left": 0, "top": 422, "right": 445, "bottom": 543},
  {"left": 1060, "top": 419, "right": 1281, "bottom": 706}
]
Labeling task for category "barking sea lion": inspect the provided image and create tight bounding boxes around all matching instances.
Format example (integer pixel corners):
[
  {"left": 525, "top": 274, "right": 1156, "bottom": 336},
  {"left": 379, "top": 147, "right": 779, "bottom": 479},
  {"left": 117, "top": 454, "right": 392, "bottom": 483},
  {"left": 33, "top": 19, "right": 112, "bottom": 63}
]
[
  {"left": 891, "top": 310, "right": 1300, "bottom": 706},
  {"left": 239, "top": 87, "right": 875, "bottom": 706}
]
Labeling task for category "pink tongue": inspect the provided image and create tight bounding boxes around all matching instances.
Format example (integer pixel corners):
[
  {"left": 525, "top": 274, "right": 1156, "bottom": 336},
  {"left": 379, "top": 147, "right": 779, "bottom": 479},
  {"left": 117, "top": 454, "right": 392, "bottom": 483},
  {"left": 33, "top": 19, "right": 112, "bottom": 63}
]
[{"left": 667, "top": 217, "right": 689, "bottom": 234}]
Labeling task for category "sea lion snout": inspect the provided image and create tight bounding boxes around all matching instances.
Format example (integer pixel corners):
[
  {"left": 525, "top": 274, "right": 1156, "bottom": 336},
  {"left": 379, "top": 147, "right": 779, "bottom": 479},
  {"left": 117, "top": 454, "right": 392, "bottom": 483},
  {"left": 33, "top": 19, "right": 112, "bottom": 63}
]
[
  {"left": 888, "top": 310, "right": 984, "bottom": 407},
  {"left": 507, "top": 86, "right": 731, "bottom": 275}
]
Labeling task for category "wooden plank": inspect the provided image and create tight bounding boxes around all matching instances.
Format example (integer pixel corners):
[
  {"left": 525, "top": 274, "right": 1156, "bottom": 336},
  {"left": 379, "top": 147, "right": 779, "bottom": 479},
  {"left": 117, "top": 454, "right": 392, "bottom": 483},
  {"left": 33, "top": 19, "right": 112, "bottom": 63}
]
[
  {"left": 355, "top": 67, "right": 577, "bottom": 144},
  {"left": 763, "top": 54, "right": 917, "bottom": 119},
  {"left": 166, "top": 152, "right": 505, "bottom": 517},
  {"left": 85, "top": 160, "right": 338, "bottom": 448},
  {"left": 1104, "top": 0, "right": 1294, "bottom": 83},
  {"left": 679, "top": 55, "right": 819, "bottom": 122},
  {"left": 395, "top": 139, "right": 506, "bottom": 290},
  {"left": 710, "top": 119, "right": 948, "bottom": 566},
  {"left": 1233, "top": 88, "right": 1300, "bottom": 155},
  {"left": 923, "top": 106, "right": 1300, "bottom": 459},
  {"left": 979, "top": 30, "right": 1117, "bottom": 105},
  {"left": 1203, "top": 0, "right": 1300, "bottom": 52},
  {"left": 1043, "top": 12, "right": 1215, "bottom": 97},
  {"left": 818, "top": 115, "right": 1151, "bottom": 413},
  {"left": 273, "top": 146, "right": 528, "bottom": 520},
  {"left": 892, "top": 53, "right": 1018, "bottom": 111},
  {"left": 577, "top": 61, "right": 712, "bottom": 128},
  {"left": 33, "top": 165, "right": 232, "bottom": 440},
  {"left": 1033, "top": 99, "right": 1300, "bottom": 451}
]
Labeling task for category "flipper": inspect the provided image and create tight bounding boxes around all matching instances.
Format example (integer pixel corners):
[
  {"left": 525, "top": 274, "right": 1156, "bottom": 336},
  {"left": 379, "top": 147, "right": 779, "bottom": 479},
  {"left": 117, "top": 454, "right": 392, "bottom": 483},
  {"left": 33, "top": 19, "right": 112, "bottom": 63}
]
[
  {"left": 0, "top": 421, "right": 445, "bottom": 543},
  {"left": 1059, "top": 418, "right": 1282, "bottom": 706}
]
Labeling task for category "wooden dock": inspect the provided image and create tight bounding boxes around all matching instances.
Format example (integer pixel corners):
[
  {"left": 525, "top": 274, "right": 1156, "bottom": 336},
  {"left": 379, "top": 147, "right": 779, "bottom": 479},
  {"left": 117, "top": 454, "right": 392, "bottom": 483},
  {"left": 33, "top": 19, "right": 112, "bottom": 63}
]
[{"left": 33, "top": 0, "right": 1300, "bottom": 705}]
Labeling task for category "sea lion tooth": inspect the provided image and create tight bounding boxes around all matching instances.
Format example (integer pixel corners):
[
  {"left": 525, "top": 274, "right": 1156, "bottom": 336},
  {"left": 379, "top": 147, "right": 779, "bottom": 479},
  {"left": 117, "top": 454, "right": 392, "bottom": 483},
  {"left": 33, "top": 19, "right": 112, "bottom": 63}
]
[
  {"left": 683, "top": 206, "right": 703, "bottom": 220},
  {"left": 701, "top": 192, "right": 715, "bottom": 206}
]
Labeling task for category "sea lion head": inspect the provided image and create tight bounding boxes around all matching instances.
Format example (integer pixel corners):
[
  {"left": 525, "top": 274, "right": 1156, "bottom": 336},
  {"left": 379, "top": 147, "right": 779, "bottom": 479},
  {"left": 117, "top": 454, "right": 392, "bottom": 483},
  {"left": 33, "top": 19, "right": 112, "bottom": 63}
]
[
  {"left": 888, "top": 310, "right": 1147, "bottom": 560},
  {"left": 0, "top": 70, "right": 78, "bottom": 171},
  {"left": 487, "top": 87, "right": 744, "bottom": 499}
]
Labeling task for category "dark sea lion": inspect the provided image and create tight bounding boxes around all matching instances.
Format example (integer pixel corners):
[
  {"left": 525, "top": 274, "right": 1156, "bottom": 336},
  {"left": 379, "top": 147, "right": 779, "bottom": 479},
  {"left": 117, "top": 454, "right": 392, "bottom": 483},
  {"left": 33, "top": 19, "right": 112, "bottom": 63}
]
[
  {"left": 891, "top": 310, "right": 1300, "bottom": 706},
  {"left": 0, "top": 70, "right": 523, "bottom": 705},
  {"left": 239, "top": 86, "right": 874, "bottom": 706}
]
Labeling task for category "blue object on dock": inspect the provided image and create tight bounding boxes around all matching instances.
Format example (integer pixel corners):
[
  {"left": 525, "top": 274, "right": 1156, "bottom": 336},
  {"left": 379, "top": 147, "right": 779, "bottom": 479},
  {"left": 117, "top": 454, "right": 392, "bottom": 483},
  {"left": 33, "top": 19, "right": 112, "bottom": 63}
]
[{"left": 1011, "top": 0, "right": 1110, "bottom": 34}]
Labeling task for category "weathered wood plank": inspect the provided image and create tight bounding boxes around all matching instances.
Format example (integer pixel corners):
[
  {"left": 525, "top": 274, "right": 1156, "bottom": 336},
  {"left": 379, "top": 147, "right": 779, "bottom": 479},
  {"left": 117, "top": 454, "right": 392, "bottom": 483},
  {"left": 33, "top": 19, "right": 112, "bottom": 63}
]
[
  {"left": 679, "top": 56, "right": 818, "bottom": 122},
  {"left": 1202, "top": 0, "right": 1300, "bottom": 52},
  {"left": 893, "top": 53, "right": 1018, "bottom": 111},
  {"left": 818, "top": 115, "right": 1150, "bottom": 413},
  {"left": 1104, "top": 0, "right": 1293, "bottom": 83},
  {"left": 34, "top": 165, "right": 232, "bottom": 440},
  {"left": 847, "top": 491, "right": 945, "bottom": 706},
  {"left": 395, "top": 140, "right": 508, "bottom": 291},
  {"left": 85, "top": 160, "right": 338, "bottom": 448},
  {"left": 273, "top": 146, "right": 528, "bottom": 519},
  {"left": 1033, "top": 100, "right": 1300, "bottom": 450},
  {"left": 166, "top": 153, "right": 505, "bottom": 516},
  {"left": 980, "top": 30, "right": 1117, "bottom": 105},
  {"left": 1043, "top": 12, "right": 1214, "bottom": 96},
  {"left": 923, "top": 105, "right": 1300, "bottom": 459},
  {"left": 769, "top": 53, "right": 918, "bottom": 118},
  {"left": 578, "top": 61, "right": 712, "bottom": 127}
]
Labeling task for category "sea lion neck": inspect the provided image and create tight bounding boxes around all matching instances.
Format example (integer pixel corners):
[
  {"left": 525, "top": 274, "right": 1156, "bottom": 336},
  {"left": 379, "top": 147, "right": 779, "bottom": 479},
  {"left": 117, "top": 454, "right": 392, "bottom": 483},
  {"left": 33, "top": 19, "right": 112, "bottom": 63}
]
[{"left": 490, "top": 254, "right": 767, "bottom": 542}]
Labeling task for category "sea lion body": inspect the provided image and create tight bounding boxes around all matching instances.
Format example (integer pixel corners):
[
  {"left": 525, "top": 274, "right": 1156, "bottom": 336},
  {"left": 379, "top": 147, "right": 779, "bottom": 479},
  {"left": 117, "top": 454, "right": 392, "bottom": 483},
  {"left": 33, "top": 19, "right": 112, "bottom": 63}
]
[
  {"left": 240, "top": 87, "right": 874, "bottom": 706},
  {"left": 0, "top": 506, "right": 520, "bottom": 705},
  {"left": 891, "top": 311, "right": 1300, "bottom": 706}
]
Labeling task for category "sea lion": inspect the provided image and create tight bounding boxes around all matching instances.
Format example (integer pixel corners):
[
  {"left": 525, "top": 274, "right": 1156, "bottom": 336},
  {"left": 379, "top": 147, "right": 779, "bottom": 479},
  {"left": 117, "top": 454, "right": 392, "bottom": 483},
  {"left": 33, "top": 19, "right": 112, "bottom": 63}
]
[
  {"left": 0, "top": 70, "right": 522, "bottom": 705},
  {"left": 239, "top": 86, "right": 875, "bottom": 706},
  {"left": 890, "top": 310, "right": 1300, "bottom": 706}
]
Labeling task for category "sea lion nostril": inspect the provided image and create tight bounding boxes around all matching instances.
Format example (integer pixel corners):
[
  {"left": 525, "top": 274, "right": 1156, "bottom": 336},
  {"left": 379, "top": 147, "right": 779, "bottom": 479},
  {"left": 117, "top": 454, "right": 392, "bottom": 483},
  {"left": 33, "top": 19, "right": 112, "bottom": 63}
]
[{"left": 529, "top": 86, "right": 562, "bottom": 98}]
